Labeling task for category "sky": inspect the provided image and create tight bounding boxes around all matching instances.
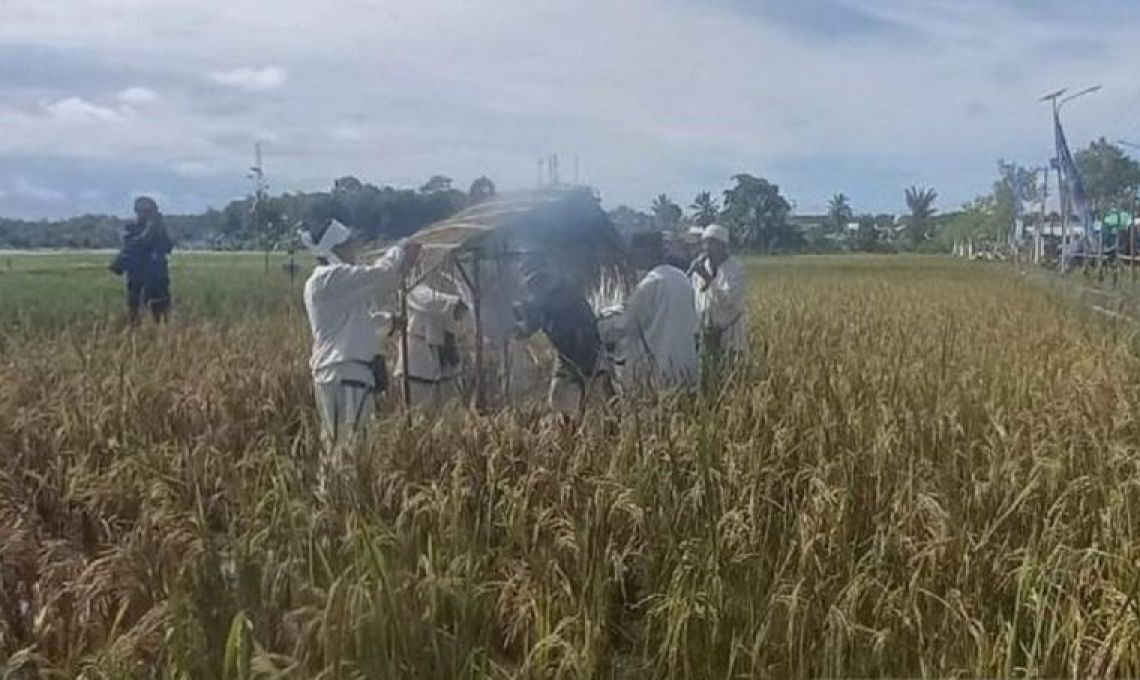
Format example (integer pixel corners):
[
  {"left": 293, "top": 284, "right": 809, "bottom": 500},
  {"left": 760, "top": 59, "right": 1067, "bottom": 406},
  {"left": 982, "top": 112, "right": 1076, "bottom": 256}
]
[{"left": 1, "top": 0, "right": 1139, "bottom": 219}]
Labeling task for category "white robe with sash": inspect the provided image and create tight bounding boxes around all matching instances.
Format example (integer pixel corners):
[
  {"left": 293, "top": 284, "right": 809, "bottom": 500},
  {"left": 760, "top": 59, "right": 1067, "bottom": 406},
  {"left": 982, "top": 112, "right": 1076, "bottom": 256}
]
[{"left": 602, "top": 264, "right": 699, "bottom": 394}]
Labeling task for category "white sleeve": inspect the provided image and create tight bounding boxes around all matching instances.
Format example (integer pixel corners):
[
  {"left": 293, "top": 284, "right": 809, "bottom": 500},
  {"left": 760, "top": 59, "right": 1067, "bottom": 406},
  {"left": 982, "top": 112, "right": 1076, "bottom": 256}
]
[
  {"left": 707, "top": 262, "right": 746, "bottom": 326},
  {"left": 329, "top": 245, "right": 406, "bottom": 304},
  {"left": 370, "top": 310, "right": 395, "bottom": 335},
  {"left": 407, "top": 285, "right": 459, "bottom": 316}
]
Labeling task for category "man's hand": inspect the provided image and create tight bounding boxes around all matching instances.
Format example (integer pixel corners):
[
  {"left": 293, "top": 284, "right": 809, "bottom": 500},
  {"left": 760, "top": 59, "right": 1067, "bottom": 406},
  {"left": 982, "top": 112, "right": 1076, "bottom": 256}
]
[{"left": 692, "top": 258, "right": 713, "bottom": 283}]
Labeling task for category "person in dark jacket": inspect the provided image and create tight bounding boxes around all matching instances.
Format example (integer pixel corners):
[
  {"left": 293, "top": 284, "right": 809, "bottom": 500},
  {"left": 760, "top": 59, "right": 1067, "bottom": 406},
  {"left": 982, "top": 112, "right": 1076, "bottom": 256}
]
[
  {"left": 110, "top": 196, "right": 173, "bottom": 324},
  {"left": 513, "top": 262, "right": 606, "bottom": 417}
]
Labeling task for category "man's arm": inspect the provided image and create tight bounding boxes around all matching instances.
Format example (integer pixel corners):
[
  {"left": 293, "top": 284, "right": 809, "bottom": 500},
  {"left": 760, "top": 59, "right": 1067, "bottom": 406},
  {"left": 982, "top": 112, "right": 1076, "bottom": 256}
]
[
  {"left": 370, "top": 310, "right": 397, "bottom": 336},
  {"left": 691, "top": 256, "right": 714, "bottom": 288},
  {"left": 408, "top": 285, "right": 460, "bottom": 316},
  {"left": 706, "top": 261, "right": 746, "bottom": 324},
  {"left": 330, "top": 242, "right": 421, "bottom": 302}
]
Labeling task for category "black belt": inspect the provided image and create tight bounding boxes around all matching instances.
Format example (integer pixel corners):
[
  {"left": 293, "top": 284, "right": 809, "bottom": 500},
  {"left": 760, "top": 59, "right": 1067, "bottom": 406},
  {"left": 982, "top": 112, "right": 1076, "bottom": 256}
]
[{"left": 341, "top": 378, "right": 374, "bottom": 391}]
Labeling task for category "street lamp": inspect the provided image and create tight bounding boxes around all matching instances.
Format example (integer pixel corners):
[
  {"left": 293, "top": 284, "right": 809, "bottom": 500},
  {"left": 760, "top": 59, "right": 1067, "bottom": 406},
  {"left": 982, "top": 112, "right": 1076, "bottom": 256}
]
[{"left": 1059, "top": 85, "right": 1101, "bottom": 110}]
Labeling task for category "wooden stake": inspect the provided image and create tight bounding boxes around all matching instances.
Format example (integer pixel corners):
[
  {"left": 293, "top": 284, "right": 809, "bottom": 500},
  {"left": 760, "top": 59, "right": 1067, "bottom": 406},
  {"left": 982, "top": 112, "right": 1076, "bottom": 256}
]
[{"left": 1133, "top": 197, "right": 1138, "bottom": 285}]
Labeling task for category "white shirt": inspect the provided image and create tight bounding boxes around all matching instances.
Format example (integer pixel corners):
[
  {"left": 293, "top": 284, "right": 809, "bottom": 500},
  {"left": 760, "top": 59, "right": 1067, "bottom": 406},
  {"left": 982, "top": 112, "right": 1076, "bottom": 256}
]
[
  {"left": 396, "top": 284, "right": 462, "bottom": 382},
  {"left": 693, "top": 256, "right": 748, "bottom": 353},
  {"left": 608, "top": 264, "right": 699, "bottom": 391},
  {"left": 303, "top": 246, "right": 405, "bottom": 384}
]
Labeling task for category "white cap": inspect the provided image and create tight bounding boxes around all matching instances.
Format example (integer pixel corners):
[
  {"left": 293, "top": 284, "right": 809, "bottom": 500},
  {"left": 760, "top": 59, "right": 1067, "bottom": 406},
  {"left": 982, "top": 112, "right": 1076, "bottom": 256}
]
[
  {"left": 682, "top": 226, "right": 704, "bottom": 244},
  {"left": 702, "top": 224, "right": 730, "bottom": 244},
  {"left": 299, "top": 218, "right": 352, "bottom": 264}
]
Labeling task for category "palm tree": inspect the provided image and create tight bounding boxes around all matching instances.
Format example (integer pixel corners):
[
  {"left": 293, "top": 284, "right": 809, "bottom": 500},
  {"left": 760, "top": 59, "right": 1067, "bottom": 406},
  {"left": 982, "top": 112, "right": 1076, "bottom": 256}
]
[
  {"left": 827, "top": 193, "right": 853, "bottom": 233},
  {"left": 690, "top": 191, "right": 719, "bottom": 227},
  {"left": 904, "top": 186, "right": 938, "bottom": 246},
  {"left": 721, "top": 174, "right": 793, "bottom": 251}
]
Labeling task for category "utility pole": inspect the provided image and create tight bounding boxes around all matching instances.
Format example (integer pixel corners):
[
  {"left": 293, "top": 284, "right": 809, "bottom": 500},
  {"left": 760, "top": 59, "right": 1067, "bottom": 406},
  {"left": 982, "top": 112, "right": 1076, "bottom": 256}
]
[
  {"left": 248, "top": 142, "right": 270, "bottom": 274},
  {"left": 1036, "top": 164, "right": 1048, "bottom": 265},
  {"left": 573, "top": 154, "right": 579, "bottom": 185}
]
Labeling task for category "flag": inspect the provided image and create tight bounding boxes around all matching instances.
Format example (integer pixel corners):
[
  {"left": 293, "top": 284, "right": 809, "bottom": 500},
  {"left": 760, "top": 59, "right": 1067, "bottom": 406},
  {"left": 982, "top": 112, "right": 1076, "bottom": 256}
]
[{"left": 1053, "top": 109, "right": 1093, "bottom": 239}]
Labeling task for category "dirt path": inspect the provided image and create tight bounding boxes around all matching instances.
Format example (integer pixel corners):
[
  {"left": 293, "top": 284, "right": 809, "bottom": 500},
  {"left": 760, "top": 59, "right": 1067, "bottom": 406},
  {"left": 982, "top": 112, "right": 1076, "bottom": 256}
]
[{"left": 1019, "top": 266, "right": 1140, "bottom": 325}]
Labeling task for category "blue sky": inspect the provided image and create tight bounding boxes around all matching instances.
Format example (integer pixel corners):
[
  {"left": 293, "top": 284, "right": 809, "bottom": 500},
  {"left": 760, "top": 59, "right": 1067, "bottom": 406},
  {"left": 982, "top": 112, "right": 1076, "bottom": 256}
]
[{"left": 1, "top": 0, "right": 1139, "bottom": 219}]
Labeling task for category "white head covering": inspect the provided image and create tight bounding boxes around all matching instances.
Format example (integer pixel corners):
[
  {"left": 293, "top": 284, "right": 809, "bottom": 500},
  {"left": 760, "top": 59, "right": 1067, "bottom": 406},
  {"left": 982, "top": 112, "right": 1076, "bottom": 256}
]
[
  {"left": 702, "top": 224, "right": 730, "bottom": 245},
  {"left": 683, "top": 226, "right": 704, "bottom": 244},
  {"left": 299, "top": 219, "right": 352, "bottom": 264}
]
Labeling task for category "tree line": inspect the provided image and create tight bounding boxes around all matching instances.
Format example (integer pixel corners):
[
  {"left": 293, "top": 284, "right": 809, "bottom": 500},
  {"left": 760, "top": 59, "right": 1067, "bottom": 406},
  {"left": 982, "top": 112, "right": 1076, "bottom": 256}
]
[
  {"left": 0, "top": 175, "right": 493, "bottom": 251},
  {"left": 3, "top": 137, "right": 1135, "bottom": 253},
  {"left": 938, "top": 138, "right": 1140, "bottom": 251}
]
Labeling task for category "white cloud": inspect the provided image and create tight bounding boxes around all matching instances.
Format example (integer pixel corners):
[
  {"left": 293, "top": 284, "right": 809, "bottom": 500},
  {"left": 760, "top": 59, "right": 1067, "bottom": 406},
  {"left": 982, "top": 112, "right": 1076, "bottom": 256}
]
[
  {"left": 11, "top": 176, "right": 66, "bottom": 203},
  {"left": 329, "top": 123, "right": 367, "bottom": 142},
  {"left": 117, "top": 86, "right": 159, "bottom": 107},
  {"left": 209, "top": 66, "right": 288, "bottom": 91},
  {"left": 174, "top": 160, "right": 215, "bottom": 177},
  {"left": 2, "top": 0, "right": 1140, "bottom": 218},
  {"left": 42, "top": 96, "right": 122, "bottom": 124}
]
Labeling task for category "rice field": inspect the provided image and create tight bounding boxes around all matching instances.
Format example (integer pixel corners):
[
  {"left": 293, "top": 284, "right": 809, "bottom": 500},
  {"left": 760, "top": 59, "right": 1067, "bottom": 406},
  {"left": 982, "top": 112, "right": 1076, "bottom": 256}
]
[{"left": 3, "top": 253, "right": 1140, "bottom": 678}]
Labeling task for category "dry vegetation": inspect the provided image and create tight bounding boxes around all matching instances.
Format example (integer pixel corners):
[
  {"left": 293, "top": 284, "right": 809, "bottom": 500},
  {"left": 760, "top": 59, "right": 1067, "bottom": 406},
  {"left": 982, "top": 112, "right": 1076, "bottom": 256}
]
[{"left": 3, "top": 255, "right": 1140, "bottom": 678}]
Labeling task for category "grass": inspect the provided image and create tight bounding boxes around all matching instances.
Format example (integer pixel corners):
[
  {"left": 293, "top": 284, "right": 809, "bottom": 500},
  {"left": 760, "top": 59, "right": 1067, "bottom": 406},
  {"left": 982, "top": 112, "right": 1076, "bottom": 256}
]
[
  {"left": 0, "top": 251, "right": 305, "bottom": 342},
  {"left": 3, "top": 253, "right": 1140, "bottom": 677}
]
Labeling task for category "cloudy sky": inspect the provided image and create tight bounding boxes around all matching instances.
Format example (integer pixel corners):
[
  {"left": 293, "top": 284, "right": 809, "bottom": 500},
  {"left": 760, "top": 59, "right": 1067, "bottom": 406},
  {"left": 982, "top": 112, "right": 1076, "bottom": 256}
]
[{"left": 1, "top": 0, "right": 1139, "bottom": 219}]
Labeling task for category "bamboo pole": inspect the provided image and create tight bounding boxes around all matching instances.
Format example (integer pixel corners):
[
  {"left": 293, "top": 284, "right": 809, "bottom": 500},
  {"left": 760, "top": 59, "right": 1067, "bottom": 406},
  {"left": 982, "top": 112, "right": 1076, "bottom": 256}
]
[
  {"left": 453, "top": 257, "right": 483, "bottom": 412},
  {"left": 471, "top": 255, "right": 484, "bottom": 412},
  {"left": 1098, "top": 210, "right": 1105, "bottom": 283},
  {"left": 399, "top": 274, "right": 412, "bottom": 421}
]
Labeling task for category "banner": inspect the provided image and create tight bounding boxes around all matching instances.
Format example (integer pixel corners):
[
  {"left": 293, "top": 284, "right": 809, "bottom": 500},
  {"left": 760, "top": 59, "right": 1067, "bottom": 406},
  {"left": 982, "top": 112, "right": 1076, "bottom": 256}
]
[{"left": 1053, "top": 110, "right": 1094, "bottom": 238}]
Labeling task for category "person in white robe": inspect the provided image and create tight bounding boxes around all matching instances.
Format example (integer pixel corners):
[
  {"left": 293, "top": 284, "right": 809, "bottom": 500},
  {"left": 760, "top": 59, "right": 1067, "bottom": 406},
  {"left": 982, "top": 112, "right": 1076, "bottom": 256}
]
[
  {"left": 394, "top": 284, "right": 466, "bottom": 409},
  {"left": 301, "top": 217, "right": 420, "bottom": 497},
  {"left": 454, "top": 259, "right": 541, "bottom": 407},
  {"left": 600, "top": 233, "right": 699, "bottom": 395},
  {"left": 691, "top": 224, "right": 748, "bottom": 360}
]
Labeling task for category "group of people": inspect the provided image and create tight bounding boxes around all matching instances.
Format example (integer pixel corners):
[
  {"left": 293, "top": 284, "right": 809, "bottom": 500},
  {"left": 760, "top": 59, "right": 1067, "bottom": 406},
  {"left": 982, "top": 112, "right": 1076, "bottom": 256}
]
[
  {"left": 299, "top": 216, "right": 749, "bottom": 495},
  {"left": 99, "top": 195, "right": 747, "bottom": 497},
  {"left": 600, "top": 223, "right": 749, "bottom": 396}
]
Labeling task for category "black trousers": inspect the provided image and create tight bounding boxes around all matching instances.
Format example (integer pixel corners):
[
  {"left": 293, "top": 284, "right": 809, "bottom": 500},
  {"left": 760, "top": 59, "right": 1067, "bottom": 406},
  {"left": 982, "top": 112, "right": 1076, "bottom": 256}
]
[{"left": 127, "top": 276, "right": 171, "bottom": 323}]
